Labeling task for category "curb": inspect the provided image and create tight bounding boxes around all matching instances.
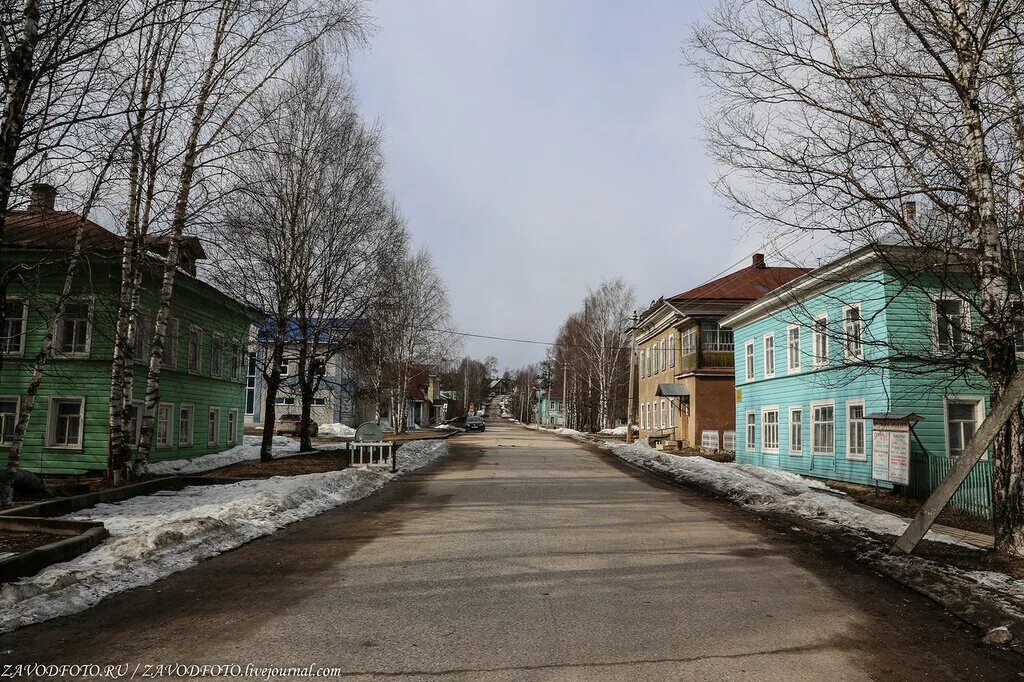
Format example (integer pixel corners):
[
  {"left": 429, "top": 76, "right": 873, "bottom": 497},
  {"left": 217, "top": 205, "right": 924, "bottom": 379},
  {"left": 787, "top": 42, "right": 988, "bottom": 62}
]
[{"left": 0, "top": 517, "right": 109, "bottom": 583}]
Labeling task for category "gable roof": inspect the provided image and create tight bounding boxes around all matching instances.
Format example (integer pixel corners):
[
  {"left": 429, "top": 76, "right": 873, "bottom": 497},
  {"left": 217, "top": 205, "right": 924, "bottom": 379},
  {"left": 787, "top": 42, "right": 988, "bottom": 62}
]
[
  {"left": 6, "top": 210, "right": 124, "bottom": 252},
  {"left": 669, "top": 261, "right": 810, "bottom": 304}
]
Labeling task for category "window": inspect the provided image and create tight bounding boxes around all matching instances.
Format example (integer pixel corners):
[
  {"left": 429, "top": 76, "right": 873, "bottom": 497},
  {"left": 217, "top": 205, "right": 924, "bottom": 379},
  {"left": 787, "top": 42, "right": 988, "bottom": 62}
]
[
  {"left": 847, "top": 401, "right": 866, "bottom": 460},
  {"left": 744, "top": 341, "right": 755, "bottom": 381},
  {"left": 669, "top": 334, "right": 676, "bottom": 368},
  {"left": 660, "top": 340, "right": 667, "bottom": 372},
  {"left": 652, "top": 345, "right": 658, "bottom": 373},
  {"left": 946, "top": 399, "right": 982, "bottom": 458},
  {"left": 745, "top": 411, "right": 756, "bottom": 451},
  {"left": 188, "top": 325, "right": 203, "bottom": 373},
  {"left": 227, "top": 409, "right": 238, "bottom": 444},
  {"left": 208, "top": 407, "right": 220, "bottom": 445},
  {"left": 681, "top": 328, "right": 697, "bottom": 356},
  {"left": 126, "top": 402, "right": 144, "bottom": 446},
  {"left": 245, "top": 352, "right": 257, "bottom": 415},
  {"left": 762, "top": 407, "right": 779, "bottom": 452},
  {"left": 701, "top": 430, "right": 719, "bottom": 449},
  {"left": 230, "top": 343, "right": 241, "bottom": 380},
  {"left": 0, "top": 397, "right": 18, "bottom": 444},
  {"left": 131, "top": 313, "right": 150, "bottom": 363},
  {"left": 157, "top": 403, "right": 173, "bottom": 447},
  {"left": 668, "top": 399, "right": 676, "bottom": 427},
  {"left": 787, "top": 326, "right": 801, "bottom": 372},
  {"left": 812, "top": 402, "right": 835, "bottom": 455},
  {"left": 645, "top": 349, "right": 651, "bottom": 376},
  {"left": 639, "top": 402, "right": 645, "bottom": 430},
  {"left": 935, "top": 299, "right": 967, "bottom": 353},
  {"left": 58, "top": 302, "right": 90, "bottom": 355},
  {"left": 47, "top": 397, "right": 84, "bottom": 448},
  {"left": 813, "top": 316, "right": 829, "bottom": 367},
  {"left": 789, "top": 408, "right": 803, "bottom": 455},
  {"left": 702, "top": 322, "right": 734, "bottom": 352},
  {"left": 763, "top": 334, "right": 775, "bottom": 378},
  {"left": 660, "top": 400, "right": 667, "bottom": 429},
  {"left": 1, "top": 300, "right": 27, "bottom": 354},
  {"left": 179, "top": 405, "right": 194, "bottom": 447},
  {"left": 723, "top": 431, "right": 736, "bottom": 451},
  {"left": 210, "top": 334, "right": 223, "bottom": 378},
  {"left": 844, "top": 305, "right": 863, "bottom": 360},
  {"left": 312, "top": 396, "right": 327, "bottom": 406},
  {"left": 162, "top": 319, "right": 179, "bottom": 369},
  {"left": 275, "top": 396, "right": 296, "bottom": 405}
]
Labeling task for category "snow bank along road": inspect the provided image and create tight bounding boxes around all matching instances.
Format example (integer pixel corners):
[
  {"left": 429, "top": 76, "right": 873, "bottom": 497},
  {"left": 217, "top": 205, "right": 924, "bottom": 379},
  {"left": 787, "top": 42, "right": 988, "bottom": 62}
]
[{"left": 4, "top": 423, "right": 1021, "bottom": 679}]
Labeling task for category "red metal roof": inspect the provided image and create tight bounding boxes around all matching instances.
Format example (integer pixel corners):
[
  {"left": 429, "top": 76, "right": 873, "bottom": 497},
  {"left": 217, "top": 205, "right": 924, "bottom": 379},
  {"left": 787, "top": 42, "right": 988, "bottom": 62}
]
[
  {"left": 5, "top": 210, "right": 124, "bottom": 252},
  {"left": 669, "top": 263, "right": 810, "bottom": 303}
]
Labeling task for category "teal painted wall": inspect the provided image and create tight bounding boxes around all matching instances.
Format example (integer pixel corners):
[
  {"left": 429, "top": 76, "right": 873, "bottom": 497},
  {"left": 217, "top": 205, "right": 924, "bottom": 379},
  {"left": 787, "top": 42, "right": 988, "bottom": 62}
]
[{"left": 1, "top": 253, "right": 250, "bottom": 475}]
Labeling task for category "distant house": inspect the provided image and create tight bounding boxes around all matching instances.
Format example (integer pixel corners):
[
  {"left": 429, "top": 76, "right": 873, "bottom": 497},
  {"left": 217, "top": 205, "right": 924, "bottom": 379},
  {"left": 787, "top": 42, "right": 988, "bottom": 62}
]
[
  {"left": 2, "top": 184, "right": 251, "bottom": 474},
  {"left": 635, "top": 254, "right": 808, "bottom": 449},
  {"left": 244, "top": 320, "right": 362, "bottom": 429},
  {"left": 721, "top": 241, "right": 994, "bottom": 517}
]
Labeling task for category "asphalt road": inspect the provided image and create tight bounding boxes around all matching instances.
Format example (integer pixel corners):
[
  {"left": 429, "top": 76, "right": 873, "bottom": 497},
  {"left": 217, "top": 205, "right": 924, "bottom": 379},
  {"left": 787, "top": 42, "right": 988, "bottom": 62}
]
[{"left": 4, "top": 422, "right": 1022, "bottom": 680}]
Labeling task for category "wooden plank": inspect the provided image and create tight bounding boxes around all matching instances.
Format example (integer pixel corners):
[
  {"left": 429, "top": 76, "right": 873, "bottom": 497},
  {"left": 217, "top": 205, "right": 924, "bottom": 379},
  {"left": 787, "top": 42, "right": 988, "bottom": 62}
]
[{"left": 892, "top": 369, "right": 1024, "bottom": 555}]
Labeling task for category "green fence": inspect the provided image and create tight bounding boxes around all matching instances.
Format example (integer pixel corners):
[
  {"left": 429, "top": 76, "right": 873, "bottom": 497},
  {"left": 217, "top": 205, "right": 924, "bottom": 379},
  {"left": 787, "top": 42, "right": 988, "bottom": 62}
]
[{"left": 910, "top": 453, "right": 993, "bottom": 519}]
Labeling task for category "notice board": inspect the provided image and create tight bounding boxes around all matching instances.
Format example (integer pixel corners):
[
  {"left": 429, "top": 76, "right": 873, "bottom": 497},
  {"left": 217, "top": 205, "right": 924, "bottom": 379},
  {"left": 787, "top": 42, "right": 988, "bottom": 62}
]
[{"left": 871, "top": 422, "right": 910, "bottom": 485}]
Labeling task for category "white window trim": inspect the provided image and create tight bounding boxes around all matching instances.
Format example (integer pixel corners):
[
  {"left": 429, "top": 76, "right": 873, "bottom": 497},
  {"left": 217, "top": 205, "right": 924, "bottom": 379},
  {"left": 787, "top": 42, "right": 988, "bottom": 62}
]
[
  {"left": 810, "top": 399, "right": 836, "bottom": 455},
  {"left": 2, "top": 299, "right": 28, "bottom": 356},
  {"left": 156, "top": 402, "right": 174, "bottom": 448},
  {"left": 932, "top": 296, "right": 971, "bottom": 355},
  {"left": 0, "top": 394, "right": 21, "bottom": 445},
  {"left": 944, "top": 396, "right": 986, "bottom": 460},
  {"left": 661, "top": 399, "right": 667, "bottom": 430},
  {"left": 669, "top": 334, "right": 676, "bottom": 368},
  {"left": 846, "top": 398, "right": 867, "bottom": 461},
  {"left": 55, "top": 296, "right": 94, "bottom": 359},
  {"left": 208, "top": 406, "right": 221, "bottom": 445},
  {"left": 763, "top": 334, "right": 776, "bottom": 379},
  {"left": 744, "top": 340, "right": 755, "bottom": 381},
  {"left": 761, "top": 405, "right": 780, "bottom": 454},
  {"left": 812, "top": 314, "right": 829, "bottom": 369},
  {"left": 188, "top": 324, "right": 204, "bottom": 375},
  {"left": 227, "top": 408, "right": 239, "bottom": 444},
  {"left": 842, "top": 303, "right": 864, "bottom": 361},
  {"left": 745, "top": 410, "right": 756, "bottom": 452},
  {"left": 787, "top": 325, "right": 801, "bottom": 374},
  {"left": 46, "top": 396, "right": 86, "bottom": 449},
  {"left": 668, "top": 398, "right": 676, "bottom": 428},
  {"left": 788, "top": 406, "right": 803, "bottom": 456},
  {"left": 179, "top": 403, "right": 194, "bottom": 447}
]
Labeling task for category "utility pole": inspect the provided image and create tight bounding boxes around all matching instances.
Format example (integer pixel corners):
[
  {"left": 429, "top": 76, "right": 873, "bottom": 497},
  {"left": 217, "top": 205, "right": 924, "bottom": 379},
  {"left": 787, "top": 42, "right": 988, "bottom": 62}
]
[
  {"left": 626, "top": 311, "right": 637, "bottom": 443},
  {"left": 563, "top": 361, "right": 568, "bottom": 429}
]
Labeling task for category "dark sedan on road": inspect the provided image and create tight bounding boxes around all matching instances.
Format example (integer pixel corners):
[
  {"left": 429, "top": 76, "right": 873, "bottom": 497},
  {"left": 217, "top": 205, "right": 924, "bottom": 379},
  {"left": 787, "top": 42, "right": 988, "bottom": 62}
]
[{"left": 465, "top": 416, "right": 486, "bottom": 432}]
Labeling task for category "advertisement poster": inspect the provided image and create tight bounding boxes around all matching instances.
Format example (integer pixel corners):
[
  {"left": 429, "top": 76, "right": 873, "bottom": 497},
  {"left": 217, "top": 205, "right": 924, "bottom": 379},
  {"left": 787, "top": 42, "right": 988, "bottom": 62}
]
[
  {"left": 872, "top": 429, "right": 890, "bottom": 481},
  {"left": 888, "top": 430, "right": 911, "bottom": 485}
]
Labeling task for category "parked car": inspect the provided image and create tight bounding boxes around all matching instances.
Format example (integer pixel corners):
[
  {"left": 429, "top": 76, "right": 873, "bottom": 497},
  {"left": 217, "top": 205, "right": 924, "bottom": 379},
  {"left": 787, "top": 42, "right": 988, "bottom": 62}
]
[
  {"left": 275, "top": 413, "right": 319, "bottom": 437},
  {"left": 465, "top": 415, "right": 486, "bottom": 432}
]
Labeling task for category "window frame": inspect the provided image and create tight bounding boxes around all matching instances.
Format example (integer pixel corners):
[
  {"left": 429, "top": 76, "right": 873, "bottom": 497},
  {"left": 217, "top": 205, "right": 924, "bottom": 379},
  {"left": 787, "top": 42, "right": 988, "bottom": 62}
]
[
  {"left": 187, "top": 324, "right": 204, "bottom": 375},
  {"left": 668, "top": 398, "right": 676, "bottom": 428},
  {"left": 46, "top": 396, "right": 86, "bottom": 449},
  {"left": 843, "top": 304, "right": 864, "bottom": 361},
  {"left": 660, "top": 399, "right": 667, "bottom": 430},
  {"left": 668, "top": 334, "right": 676, "bottom": 368},
  {"left": 933, "top": 297, "right": 970, "bottom": 355},
  {"left": 227, "top": 408, "right": 239, "bottom": 444},
  {"left": 208, "top": 406, "right": 221, "bottom": 445},
  {"left": 701, "top": 430, "right": 719, "bottom": 449},
  {"left": 810, "top": 399, "right": 836, "bottom": 455},
  {"left": 660, "top": 339, "right": 667, "bottom": 372},
  {"left": 681, "top": 327, "right": 697, "bottom": 356},
  {"left": 56, "top": 297, "right": 93, "bottom": 358},
  {"left": 0, "top": 395, "right": 20, "bottom": 445},
  {"left": 812, "top": 315, "right": 829, "bottom": 368},
  {"left": 745, "top": 410, "right": 756, "bottom": 452},
  {"left": 0, "top": 299, "right": 28, "bottom": 356},
  {"left": 944, "top": 396, "right": 985, "bottom": 459},
  {"left": 210, "top": 333, "right": 224, "bottom": 378},
  {"left": 156, "top": 402, "right": 174, "bottom": 448},
  {"left": 744, "top": 340, "right": 755, "bottom": 381},
  {"left": 761, "top": 405, "right": 780, "bottom": 453},
  {"left": 787, "top": 325, "right": 801, "bottom": 373},
  {"left": 846, "top": 399, "right": 867, "bottom": 461},
  {"left": 162, "top": 318, "right": 179, "bottom": 369},
  {"left": 179, "top": 404, "right": 194, "bottom": 447},
  {"left": 763, "top": 334, "right": 776, "bottom": 379},
  {"left": 789, "top": 407, "right": 803, "bottom": 456}
]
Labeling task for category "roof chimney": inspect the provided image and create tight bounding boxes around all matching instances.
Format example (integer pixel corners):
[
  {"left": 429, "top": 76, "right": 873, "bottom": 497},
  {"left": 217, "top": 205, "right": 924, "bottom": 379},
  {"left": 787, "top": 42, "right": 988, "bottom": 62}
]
[
  {"left": 752, "top": 253, "right": 766, "bottom": 269},
  {"left": 901, "top": 200, "right": 917, "bottom": 224},
  {"left": 28, "top": 183, "right": 57, "bottom": 212}
]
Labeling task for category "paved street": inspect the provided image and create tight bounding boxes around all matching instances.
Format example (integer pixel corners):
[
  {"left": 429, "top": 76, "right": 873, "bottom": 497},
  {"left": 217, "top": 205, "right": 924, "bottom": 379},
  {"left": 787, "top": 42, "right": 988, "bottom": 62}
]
[{"left": 4, "top": 422, "right": 1021, "bottom": 680}]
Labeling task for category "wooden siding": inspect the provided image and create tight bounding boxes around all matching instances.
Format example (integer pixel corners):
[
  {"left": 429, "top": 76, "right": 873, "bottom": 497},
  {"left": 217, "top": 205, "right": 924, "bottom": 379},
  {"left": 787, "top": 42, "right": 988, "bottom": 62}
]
[{"left": 1, "top": 254, "right": 250, "bottom": 475}]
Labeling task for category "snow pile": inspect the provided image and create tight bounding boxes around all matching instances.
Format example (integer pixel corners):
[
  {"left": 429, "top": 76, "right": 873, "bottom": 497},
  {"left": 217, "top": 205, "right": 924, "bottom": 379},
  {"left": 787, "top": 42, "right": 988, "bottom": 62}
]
[
  {"left": 604, "top": 441, "right": 958, "bottom": 544},
  {"left": 318, "top": 423, "right": 356, "bottom": 438},
  {"left": 145, "top": 435, "right": 302, "bottom": 475},
  {"left": 0, "top": 439, "right": 449, "bottom": 633},
  {"left": 599, "top": 425, "right": 638, "bottom": 437}
]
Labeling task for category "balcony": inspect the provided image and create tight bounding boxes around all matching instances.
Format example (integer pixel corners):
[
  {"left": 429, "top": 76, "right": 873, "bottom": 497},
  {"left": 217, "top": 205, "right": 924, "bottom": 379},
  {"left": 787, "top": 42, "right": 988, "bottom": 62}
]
[{"left": 679, "top": 348, "right": 735, "bottom": 372}]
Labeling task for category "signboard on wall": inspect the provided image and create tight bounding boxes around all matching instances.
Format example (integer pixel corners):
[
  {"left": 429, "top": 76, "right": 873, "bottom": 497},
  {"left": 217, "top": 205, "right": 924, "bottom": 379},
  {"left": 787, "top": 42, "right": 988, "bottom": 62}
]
[{"left": 871, "top": 422, "right": 911, "bottom": 486}]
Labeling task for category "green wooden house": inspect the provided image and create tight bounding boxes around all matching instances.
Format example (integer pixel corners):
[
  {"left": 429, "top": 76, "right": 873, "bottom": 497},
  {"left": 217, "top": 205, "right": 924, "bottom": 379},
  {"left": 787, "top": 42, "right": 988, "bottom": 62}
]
[{"left": 1, "top": 184, "right": 252, "bottom": 475}]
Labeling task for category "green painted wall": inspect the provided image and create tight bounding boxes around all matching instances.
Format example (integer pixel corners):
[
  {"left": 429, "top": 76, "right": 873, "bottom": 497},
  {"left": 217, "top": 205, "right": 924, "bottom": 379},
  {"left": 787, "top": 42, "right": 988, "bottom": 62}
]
[{"left": 2, "top": 252, "right": 251, "bottom": 475}]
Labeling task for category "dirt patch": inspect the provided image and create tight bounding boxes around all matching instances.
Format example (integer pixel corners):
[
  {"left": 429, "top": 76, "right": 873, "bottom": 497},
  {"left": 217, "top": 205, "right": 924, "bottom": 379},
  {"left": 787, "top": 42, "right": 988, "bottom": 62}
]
[
  {"left": 826, "top": 480, "right": 992, "bottom": 535},
  {"left": 205, "top": 450, "right": 352, "bottom": 479},
  {"left": 0, "top": 530, "right": 63, "bottom": 555}
]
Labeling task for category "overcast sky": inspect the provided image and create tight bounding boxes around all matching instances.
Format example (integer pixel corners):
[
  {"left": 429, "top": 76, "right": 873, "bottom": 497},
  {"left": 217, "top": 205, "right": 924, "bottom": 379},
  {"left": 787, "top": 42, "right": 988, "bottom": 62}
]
[{"left": 349, "top": 0, "right": 768, "bottom": 370}]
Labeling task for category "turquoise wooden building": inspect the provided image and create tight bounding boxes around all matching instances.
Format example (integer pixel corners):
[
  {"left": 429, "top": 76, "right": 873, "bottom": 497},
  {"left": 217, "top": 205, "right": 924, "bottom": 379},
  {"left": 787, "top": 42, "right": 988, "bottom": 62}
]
[
  {"left": 721, "top": 242, "right": 994, "bottom": 517},
  {"left": 1, "top": 185, "right": 252, "bottom": 475}
]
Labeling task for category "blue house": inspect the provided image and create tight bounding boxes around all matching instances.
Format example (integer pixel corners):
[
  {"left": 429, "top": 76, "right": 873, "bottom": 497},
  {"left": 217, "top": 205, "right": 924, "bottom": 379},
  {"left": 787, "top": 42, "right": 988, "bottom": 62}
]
[{"left": 721, "top": 242, "right": 994, "bottom": 517}]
